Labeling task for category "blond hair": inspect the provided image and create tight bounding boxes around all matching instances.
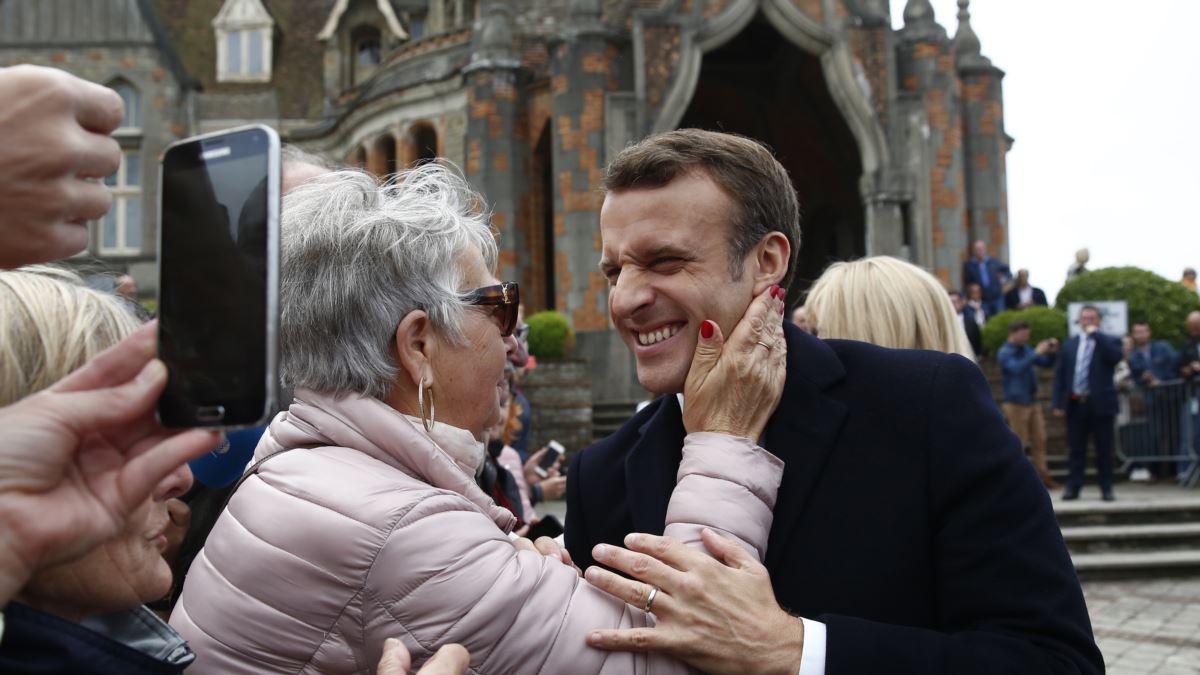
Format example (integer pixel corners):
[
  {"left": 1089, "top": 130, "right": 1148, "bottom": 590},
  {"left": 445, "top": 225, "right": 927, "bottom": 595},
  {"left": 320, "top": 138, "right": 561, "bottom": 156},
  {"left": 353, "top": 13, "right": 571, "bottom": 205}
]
[
  {"left": 805, "top": 256, "right": 975, "bottom": 359},
  {"left": 0, "top": 266, "right": 142, "bottom": 405}
]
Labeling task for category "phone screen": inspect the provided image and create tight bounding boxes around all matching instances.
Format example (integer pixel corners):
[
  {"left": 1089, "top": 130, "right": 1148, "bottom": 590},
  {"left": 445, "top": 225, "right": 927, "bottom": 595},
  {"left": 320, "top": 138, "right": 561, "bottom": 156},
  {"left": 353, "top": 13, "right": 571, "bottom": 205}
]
[{"left": 157, "top": 126, "right": 277, "bottom": 428}]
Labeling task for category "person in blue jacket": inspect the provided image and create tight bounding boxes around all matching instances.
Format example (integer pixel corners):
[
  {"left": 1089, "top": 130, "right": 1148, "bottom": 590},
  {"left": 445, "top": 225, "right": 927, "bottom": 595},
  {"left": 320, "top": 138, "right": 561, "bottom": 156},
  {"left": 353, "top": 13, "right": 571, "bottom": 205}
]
[{"left": 997, "top": 319, "right": 1059, "bottom": 488}]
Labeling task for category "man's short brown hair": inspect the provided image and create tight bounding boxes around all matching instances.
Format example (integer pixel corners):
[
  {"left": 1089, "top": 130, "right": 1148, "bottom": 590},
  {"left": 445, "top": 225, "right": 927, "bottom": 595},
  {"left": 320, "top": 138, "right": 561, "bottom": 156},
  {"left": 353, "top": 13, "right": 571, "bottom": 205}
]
[
  {"left": 602, "top": 129, "right": 801, "bottom": 291},
  {"left": 1008, "top": 320, "right": 1031, "bottom": 334}
]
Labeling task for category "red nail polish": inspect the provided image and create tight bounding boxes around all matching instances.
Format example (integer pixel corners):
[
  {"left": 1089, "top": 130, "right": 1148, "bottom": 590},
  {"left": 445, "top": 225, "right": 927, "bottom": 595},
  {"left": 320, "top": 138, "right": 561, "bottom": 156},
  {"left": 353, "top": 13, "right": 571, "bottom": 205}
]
[
  {"left": 769, "top": 284, "right": 781, "bottom": 299},
  {"left": 700, "top": 320, "right": 714, "bottom": 339}
]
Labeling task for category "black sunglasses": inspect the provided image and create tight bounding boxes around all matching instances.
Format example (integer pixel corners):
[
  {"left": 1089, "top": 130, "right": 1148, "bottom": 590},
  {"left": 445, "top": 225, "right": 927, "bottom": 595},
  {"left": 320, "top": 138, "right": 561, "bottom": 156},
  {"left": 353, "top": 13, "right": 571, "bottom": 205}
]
[{"left": 463, "top": 282, "right": 520, "bottom": 337}]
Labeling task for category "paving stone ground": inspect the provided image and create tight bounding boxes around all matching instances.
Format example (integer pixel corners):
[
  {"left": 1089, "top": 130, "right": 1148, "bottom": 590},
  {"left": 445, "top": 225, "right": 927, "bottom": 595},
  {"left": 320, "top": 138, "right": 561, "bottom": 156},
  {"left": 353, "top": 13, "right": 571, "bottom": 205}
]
[{"left": 1085, "top": 577, "right": 1200, "bottom": 674}]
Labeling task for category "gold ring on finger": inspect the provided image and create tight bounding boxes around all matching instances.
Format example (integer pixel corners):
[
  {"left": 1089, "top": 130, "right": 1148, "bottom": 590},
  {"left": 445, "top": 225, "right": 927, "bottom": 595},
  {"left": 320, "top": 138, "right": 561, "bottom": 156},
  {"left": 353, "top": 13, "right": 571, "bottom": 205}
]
[{"left": 756, "top": 340, "right": 771, "bottom": 350}]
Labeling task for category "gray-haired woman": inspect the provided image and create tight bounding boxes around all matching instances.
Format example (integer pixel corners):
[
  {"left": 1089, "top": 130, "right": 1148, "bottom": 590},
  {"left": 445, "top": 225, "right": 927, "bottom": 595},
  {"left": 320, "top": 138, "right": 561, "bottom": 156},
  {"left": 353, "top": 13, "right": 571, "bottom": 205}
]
[{"left": 170, "top": 165, "right": 789, "bottom": 674}]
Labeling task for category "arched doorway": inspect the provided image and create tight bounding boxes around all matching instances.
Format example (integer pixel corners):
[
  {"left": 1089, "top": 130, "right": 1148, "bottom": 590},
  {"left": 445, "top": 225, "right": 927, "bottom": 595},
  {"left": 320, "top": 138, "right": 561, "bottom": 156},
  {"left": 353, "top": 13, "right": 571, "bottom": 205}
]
[
  {"left": 678, "top": 13, "right": 864, "bottom": 289},
  {"left": 409, "top": 122, "right": 439, "bottom": 166}
]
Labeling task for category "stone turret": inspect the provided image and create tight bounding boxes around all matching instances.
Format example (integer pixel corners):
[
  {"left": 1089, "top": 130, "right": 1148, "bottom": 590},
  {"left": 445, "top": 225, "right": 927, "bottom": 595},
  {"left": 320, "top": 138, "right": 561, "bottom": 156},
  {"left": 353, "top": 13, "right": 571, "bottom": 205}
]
[{"left": 954, "top": 0, "right": 1011, "bottom": 262}]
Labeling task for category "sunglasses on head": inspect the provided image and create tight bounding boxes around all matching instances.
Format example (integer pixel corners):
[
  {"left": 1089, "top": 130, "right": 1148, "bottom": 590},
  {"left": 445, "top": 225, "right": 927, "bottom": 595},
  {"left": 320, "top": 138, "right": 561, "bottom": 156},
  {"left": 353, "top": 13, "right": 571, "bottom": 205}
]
[{"left": 463, "top": 282, "right": 520, "bottom": 337}]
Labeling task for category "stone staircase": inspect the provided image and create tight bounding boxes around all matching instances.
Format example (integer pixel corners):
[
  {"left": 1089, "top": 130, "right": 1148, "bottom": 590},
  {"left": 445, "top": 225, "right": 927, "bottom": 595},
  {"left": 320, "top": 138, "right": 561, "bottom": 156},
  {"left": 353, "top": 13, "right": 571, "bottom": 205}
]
[
  {"left": 592, "top": 400, "right": 641, "bottom": 442},
  {"left": 1057, "top": 493, "right": 1200, "bottom": 579}
]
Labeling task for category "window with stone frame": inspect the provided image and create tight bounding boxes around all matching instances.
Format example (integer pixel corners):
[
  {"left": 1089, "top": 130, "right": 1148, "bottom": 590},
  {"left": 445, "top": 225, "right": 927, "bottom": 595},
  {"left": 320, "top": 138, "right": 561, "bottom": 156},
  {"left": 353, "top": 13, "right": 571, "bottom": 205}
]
[
  {"left": 213, "top": 0, "right": 274, "bottom": 83},
  {"left": 351, "top": 25, "right": 382, "bottom": 86},
  {"left": 99, "top": 149, "right": 143, "bottom": 256}
]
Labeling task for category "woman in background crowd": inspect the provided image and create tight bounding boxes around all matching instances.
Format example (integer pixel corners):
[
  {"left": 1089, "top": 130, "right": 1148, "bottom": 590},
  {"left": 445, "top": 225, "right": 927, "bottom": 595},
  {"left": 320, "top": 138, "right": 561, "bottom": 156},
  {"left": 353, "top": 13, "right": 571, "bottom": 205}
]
[
  {"left": 0, "top": 266, "right": 196, "bottom": 675},
  {"left": 805, "top": 256, "right": 976, "bottom": 359}
]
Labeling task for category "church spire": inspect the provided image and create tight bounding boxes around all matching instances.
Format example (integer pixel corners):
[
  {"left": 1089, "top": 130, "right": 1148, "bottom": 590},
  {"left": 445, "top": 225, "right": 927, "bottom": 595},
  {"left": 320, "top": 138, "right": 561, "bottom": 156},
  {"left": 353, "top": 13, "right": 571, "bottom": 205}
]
[
  {"left": 900, "top": 0, "right": 946, "bottom": 41},
  {"left": 954, "top": 0, "right": 992, "bottom": 68}
]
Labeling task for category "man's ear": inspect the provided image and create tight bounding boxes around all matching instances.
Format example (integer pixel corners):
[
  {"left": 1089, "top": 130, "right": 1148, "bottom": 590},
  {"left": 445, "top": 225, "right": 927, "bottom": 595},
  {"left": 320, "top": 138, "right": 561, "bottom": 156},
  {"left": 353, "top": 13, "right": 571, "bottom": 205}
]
[
  {"left": 750, "top": 231, "right": 790, "bottom": 296},
  {"left": 394, "top": 310, "right": 434, "bottom": 387}
]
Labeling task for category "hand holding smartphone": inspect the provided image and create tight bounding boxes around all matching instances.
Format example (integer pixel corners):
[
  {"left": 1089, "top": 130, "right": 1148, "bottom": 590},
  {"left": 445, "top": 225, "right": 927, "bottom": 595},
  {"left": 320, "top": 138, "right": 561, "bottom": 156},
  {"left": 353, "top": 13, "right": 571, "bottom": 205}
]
[
  {"left": 157, "top": 125, "right": 280, "bottom": 428},
  {"left": 534, "top": 440, "right": 565, "bottom": 479}
]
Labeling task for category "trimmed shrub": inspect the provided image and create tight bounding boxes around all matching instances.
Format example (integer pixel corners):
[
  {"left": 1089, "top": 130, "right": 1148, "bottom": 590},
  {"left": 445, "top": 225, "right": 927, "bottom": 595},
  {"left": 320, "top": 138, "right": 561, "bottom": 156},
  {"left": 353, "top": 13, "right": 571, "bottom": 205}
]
[
  {"left": 526, "top": 310, "right": 574, "bottom": 358},
  {"left": 982, "top": 306, "right": 1068, "bottom": 356},
  {"left": 1055, "top": 267, "right": 1200, "bottom": 347}
]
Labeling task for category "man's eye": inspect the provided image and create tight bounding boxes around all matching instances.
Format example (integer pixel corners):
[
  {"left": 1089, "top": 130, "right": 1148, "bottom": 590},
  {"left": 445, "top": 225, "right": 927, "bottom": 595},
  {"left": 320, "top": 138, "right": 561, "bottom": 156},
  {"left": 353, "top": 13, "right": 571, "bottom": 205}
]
[{"left": 651, "top": 257, "right": 685, "bottom": 271}]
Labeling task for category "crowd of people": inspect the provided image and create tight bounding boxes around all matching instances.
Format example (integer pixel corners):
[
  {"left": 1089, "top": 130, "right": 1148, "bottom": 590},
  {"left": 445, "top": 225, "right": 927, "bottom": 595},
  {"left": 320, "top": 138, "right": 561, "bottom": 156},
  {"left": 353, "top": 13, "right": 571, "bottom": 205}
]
[{"left": 0, "top": 62, "right": 1141, "bottom": 674}]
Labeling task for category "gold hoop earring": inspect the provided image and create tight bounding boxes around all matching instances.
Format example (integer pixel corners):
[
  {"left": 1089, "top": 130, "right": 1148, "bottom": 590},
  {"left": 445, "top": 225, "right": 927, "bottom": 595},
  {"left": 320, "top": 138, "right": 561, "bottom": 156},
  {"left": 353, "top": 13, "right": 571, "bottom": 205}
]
[{"left": 418, "top": 378, "right": 436, "bottom": 433}]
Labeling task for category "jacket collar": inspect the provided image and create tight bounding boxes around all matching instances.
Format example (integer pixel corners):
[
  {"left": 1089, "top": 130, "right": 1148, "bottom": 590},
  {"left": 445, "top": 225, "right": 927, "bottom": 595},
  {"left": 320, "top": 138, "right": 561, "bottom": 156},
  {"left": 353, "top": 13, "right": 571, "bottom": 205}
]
[
  {"left": 259, "top": 389, "right": 517, "bottom": 532},
  {"left": 624, "top": 322, "right": 849, "bottom": 559}
]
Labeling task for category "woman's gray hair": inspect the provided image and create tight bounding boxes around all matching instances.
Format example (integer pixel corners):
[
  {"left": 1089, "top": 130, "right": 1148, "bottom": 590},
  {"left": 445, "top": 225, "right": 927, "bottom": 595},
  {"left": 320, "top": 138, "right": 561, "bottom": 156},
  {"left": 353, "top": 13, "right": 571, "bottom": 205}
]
[{"left": 280, "top": 164, "right": 498, "bottom": 399}]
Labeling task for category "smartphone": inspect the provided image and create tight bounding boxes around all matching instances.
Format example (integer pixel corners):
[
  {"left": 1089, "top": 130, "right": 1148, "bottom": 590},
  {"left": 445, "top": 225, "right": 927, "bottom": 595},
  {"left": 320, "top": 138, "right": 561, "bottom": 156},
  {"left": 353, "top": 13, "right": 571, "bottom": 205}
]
[
  {"left": 535, "top": 440, "right": 565, "bottom": 478},
  {"left": 156, "top": 125, "right": 280, "bottom": 428},
  {"left": 526, "top": 514, "right": 564, "bottom": 540}
]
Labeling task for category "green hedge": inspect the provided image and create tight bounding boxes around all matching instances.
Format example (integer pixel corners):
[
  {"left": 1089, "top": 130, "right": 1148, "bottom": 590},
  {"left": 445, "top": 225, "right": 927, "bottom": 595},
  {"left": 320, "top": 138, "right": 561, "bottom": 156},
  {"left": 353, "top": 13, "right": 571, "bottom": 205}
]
[
  {"left": 526, "top": 310, "right": 574, "bottom": 358},
  {"left": 982, "top": 306, "right": 1068, "bottom": 355},
  {"left": 1054, "top": 267, "right": 1200, "bottom": 347}
]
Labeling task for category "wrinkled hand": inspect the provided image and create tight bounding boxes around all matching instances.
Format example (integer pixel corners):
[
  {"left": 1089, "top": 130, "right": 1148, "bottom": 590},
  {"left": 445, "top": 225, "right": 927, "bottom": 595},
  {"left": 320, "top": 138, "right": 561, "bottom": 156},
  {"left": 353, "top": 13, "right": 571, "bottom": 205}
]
[
  {"left": 0, "top": 65, "right": 124, "bottom": 267},
  {"left": 512, "top": 534, "right": 580, "bottom": 576},
  {"left": 584, "top": 529, "right": 804, "bottom": 675},
  {"left": 682, "top": 286, "right": 787, "bottom": 439},
  {"left": 377, "top": 638, "right": 470, "bottom": 675},
  {"left": 523, "top": 446, "right": 562, "bottom": 485},
  {"left": 0, "top": 322, "right": 218, "bottom": 603}
]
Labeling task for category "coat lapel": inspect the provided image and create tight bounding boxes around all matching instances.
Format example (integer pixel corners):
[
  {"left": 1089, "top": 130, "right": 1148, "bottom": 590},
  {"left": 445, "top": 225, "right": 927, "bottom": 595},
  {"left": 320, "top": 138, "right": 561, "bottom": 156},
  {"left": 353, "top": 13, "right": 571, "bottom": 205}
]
[
  {"left": 625, "top": 395, "right": 686, "bottom": 536},
  {"left": 763, "top": 325, "right": 849, "bottom": 570}
]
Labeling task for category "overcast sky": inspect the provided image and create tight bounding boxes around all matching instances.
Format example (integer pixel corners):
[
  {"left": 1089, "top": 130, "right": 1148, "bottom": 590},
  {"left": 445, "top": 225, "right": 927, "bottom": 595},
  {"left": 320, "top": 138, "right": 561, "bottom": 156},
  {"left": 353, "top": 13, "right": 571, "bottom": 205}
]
[{"left": 890, "top": 0, "right": 1200, "bottom": 302}]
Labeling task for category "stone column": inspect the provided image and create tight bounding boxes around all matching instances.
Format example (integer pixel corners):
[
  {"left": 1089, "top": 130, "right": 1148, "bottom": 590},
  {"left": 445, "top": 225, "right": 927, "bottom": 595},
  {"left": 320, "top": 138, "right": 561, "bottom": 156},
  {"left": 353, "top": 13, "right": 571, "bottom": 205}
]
[
  {"left": 954, "top": 0, "right": 1011, "bottom": 264},
  {"left": 464, "top": 1, "right": 526, "bottom": 284},
  {"left": 896, "top": 0, "right": 969, "bottom": 290}
]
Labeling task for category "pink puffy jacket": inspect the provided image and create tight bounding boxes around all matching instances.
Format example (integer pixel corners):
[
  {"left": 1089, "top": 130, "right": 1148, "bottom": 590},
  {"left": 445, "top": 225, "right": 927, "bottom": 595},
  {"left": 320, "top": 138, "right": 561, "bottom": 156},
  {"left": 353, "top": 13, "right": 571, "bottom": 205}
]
[{"left": 170, "top": 390, "right": 783, "bottom": 674}]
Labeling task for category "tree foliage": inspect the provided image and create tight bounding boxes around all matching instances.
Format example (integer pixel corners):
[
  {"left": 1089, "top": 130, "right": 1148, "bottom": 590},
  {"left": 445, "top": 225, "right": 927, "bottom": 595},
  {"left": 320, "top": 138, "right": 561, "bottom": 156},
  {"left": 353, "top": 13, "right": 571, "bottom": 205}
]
[
  {"left": 982, "top": 306, "right": 1068, "bottom": 356},
  {"left": 1054, "top": 267, "right": 1200, "bottom": 346},
  {"left": 526, "top": 310, "right": 575, "bottom": 358}
]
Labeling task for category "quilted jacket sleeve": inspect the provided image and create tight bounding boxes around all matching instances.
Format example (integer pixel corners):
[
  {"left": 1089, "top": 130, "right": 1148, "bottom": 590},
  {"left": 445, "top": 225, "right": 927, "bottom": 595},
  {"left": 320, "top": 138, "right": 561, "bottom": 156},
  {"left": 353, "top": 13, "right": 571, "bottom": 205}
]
[{"left": 362, "top": 432, "right": 784, "bottom": 674}]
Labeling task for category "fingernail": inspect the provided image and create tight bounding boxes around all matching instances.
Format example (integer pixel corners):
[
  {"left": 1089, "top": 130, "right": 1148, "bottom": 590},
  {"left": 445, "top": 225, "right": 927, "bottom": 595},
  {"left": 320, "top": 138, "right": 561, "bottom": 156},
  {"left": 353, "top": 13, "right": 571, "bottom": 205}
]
[
  {"left": 136, "top": 359, "right": 166, "bottom": 385},
  {"left": 699, "top": 320, "right": 714, "bottom": 339},
  {"left": 775, "top": 286, "right": 787, "bottom": 301},
  {"left": 588, "top": 632, "right": 603, "bottom": 646},
  {"left": 584, "top": 567, "right": 599, "bottom": 583},
  {"left": 625, "top": 533, "right": 643, "bottom": 548},
  {"left": 593, "top": 544, "right": 610, "bottom": 562},
  {"left": 384, "top": 638, "right": 401, "bottom": 650}
]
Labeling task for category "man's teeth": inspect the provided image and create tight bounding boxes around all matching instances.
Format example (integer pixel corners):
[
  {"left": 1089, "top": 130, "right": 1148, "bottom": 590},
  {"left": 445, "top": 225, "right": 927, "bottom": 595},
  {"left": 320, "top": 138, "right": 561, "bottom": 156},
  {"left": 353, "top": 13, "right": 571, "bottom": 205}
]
[{"left": 637, "top": 325, "right": 681, "bottom": 346}]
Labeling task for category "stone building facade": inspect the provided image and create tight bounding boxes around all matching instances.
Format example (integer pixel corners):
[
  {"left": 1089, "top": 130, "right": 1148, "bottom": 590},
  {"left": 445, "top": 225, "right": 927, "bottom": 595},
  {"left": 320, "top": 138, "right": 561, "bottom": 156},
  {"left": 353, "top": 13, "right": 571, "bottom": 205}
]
[{"left": 0, "top": 0, "right": 1010, "bottom": 404}]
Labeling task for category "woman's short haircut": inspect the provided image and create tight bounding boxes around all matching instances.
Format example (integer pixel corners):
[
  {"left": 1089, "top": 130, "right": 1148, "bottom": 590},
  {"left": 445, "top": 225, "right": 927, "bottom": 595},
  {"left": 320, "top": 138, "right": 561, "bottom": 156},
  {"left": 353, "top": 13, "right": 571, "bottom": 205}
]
[
  {"left": 279, "top": 164, "right": 498, "bottom": 399},
  {"left": 804, "top": 256, "right": 976, "bottom": 360},
  {"left": 602, "top": 129, "right": 802, "bottom": 291},
  {"left": 0, "top": 266, "right": 141, "bottom": 405}
]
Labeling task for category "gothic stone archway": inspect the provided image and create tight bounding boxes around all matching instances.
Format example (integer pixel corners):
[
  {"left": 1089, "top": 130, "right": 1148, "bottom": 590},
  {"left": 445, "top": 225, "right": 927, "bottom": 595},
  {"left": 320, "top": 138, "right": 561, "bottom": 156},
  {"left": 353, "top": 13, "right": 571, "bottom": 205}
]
[{"left": 678, "top": 13, "right": 865, "bottom": 289}]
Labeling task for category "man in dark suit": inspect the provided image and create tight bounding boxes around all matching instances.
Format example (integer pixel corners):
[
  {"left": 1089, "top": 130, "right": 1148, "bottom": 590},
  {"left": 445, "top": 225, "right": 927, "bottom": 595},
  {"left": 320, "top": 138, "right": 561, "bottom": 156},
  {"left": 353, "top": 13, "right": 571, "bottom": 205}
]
[
  {"left": 1004, "top": 268, "right": 1049, "bottom": 311},
  {"left": 566, "top": 129, "right": 1102, "bottom": 675},
  {"left": 1052, "top": 305, "right": 1124, "bottom": 500},
  {"left": 949, "top": 289, "right": 983, "bottom": 357},
  {"left": 962, "top": 240, "right": 1010, "bottom": 318}
]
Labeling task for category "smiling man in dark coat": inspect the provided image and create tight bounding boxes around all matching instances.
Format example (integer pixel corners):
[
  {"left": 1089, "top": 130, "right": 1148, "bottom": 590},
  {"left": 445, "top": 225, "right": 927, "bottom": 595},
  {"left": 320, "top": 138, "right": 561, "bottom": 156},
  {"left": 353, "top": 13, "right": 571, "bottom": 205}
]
[{"left": 565, "top": 129, "right": 1103, "bottom": 675}]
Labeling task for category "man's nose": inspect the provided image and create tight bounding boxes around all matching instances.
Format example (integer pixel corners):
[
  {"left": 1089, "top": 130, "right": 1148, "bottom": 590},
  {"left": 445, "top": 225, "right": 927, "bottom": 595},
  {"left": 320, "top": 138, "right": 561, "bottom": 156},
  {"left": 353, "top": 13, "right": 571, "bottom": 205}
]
[{"left": 609, "top": 269, "right": 653, "bottom": 320}]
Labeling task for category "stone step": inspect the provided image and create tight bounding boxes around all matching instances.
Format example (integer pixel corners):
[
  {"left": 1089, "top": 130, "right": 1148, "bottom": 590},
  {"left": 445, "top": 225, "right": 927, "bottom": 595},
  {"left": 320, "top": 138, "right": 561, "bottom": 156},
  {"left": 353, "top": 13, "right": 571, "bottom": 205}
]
[
  {"left": 1062, "top": 522, "right": 1200, "bottom": 554},
  {"left": 1056, "top": 498, "right": 1200, "bottom": 528},
  {"left": 1071, "top": 550, "right": 1200, "bottom": 580}
]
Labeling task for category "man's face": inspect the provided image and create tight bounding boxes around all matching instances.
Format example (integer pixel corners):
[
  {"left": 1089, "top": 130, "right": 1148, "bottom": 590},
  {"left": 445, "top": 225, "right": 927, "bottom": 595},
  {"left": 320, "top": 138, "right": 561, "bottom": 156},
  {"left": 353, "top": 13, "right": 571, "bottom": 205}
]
[
  {"left": 1079, "top": 309, "right": 1101, "bottom": 330},
  {"left": 949, "top": 292, "right": 965, "bottom": 312},
  {"left": 1187, "top": 315, "right": 1200, "bottom": 338},
  {"left": 1132, "top": 323, "right": 1151, "bottom": 346},
  {"left": 972, "top": 241, "right": 987, "bottom": 259},
  {"left": 967, "top": 284, "right": 983, "bottom": 302},
  {"left": 1010, "top": 327, "right": 1031, "bottom": 346},
  {"left": 600, "top": 172, "right": 760, "bottom": 395},
  {"left": 1016, "top": 269, "right": 1029, "bottom": 287}
]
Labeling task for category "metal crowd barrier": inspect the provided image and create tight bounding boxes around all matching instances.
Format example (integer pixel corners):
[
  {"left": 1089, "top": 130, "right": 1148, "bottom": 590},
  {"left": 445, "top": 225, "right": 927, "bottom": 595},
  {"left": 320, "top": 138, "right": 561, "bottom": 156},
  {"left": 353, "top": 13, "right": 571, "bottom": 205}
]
[{"left": 1115, "top": 379, "right": 1200, "bottom": 486}]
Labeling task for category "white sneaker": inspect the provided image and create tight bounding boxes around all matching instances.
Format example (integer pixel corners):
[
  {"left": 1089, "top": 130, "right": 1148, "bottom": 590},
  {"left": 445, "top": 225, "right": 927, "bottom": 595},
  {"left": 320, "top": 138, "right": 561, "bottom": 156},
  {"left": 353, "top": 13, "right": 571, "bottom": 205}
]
[{"left": 1130, "top": 467, "right": 1152, "bottom": 482}]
